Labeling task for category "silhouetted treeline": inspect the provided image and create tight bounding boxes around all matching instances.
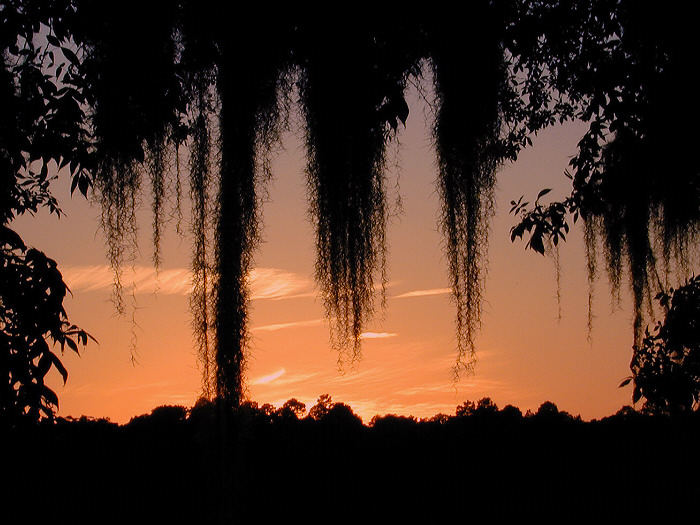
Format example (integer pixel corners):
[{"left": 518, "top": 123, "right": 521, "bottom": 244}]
[{"left": 6, "top": 397, "right": 700, "bottom": 523}]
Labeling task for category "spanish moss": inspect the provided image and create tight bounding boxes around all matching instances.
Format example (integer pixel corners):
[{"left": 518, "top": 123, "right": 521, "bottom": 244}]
[
  {"left": 298, "top": 18, "right": 417, "bottom": 359},
  {"left": 212, "top": 18, "right": 291, "bottom": 405},
  {"left": 189, "top": 101, "right": 213, "bottom": 398},
  {"left": 76, "top": 0, "right": 180, "bottom": 309},
  {"left": 584, "top": 219, "right": 598, "bottom": 340},
  {"left": 429, "top": 8, "right": 505, "bottom": 375},
  {"left": 147, "top": 138, "right": 167, "bottom": 270},
  {"left": 95, "top": 160, "right": 139, "bottom": 314},
  {"left": 173, "top": 144, "right": 184, "bottom": 237},
  {"left": 551, "top": 243, "right": 562, "bottom": 322}
]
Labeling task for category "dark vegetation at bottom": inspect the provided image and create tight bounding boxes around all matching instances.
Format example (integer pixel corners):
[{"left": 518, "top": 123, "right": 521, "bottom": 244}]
[{"left": 6, "top": 399, "right": 700, "bottom": 524}]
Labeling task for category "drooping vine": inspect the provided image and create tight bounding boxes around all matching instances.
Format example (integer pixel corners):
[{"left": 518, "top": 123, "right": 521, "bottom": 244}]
[
  {"left": 297, "top": 17, "right": 420, "bottom": 361},
  {"left": 147, "top": 138, "right": 167, "bottom": 271},
  {"left": 188, "top": 97, "right": 214, "bottom": 397},
  {"left": 94, "top": 159, "right": 139, "bottom": 315},
  {"left": 428, "top": 7, "right": 508, "bottom": 375},
  {"left": 211, "top": 16, "right": 292, "bottom": 405},
  {"left": 75, "top": 0, "right": 181, "bottom": 310}
]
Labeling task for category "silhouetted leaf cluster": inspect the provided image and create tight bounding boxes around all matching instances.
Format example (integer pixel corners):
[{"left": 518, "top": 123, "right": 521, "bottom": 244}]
[
  {"left": 0, "top": 0, "right": 91, "bottom": 223},
  {"left": 509, "top": 1, "right": 700, "bottom": 348},
  {"left": 0, "top": 225, "right": 92, "bottom": 423},
  {"left": 627, "top": 276, "right": 700, "bottom": 414},
  {"left": 1, "top": 1, "right": 93, "bottom": 423}
]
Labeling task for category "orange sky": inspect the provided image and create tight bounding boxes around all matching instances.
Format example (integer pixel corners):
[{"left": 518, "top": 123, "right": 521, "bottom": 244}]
[{"left": 13, "top": 88, "right": 639, "bottom": 423}]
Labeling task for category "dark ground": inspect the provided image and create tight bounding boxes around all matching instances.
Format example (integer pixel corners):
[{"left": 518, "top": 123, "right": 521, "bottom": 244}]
[{"left": 5, "top": 400, "right": 699, "bottom": 524}]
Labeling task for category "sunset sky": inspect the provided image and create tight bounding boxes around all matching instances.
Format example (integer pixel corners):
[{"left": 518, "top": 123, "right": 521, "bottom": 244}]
[{"left": 13, "top": 87, "right": 639, "bottom": 423}]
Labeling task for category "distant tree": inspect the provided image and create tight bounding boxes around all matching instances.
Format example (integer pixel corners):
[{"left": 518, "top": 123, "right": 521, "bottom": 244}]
[
  {"left": 369, "top": 414, "right": 418, "bottom": 432},
  {"left": 277, "top": 398, "right": 306, "bottom": 420},
  {"left": 127, "top": 405, "right": 187, "bottom": 429},
  {"left": 456, "top": 398, "right": 499, "bottom": 418},
  {"left": 426, "top": 413, "right": 450, "bottom": 425},
  {"left": 237, "top": 400, "right": 262, "bottom": 420},
  {"left": 259, "top": 403, "right": 276, "bottom": 417},
  {"left": 610, "top": 405, "right": 640, "bottom": 422},
  {"left": 535, "top": 401, "right": 560, "bottom": 418},
  {"left": 324, "top": 402, "right": 363, "bottom": 428},
  {"left": 188, "top": 396, "right": 216, "bottom": 426},
  {"left": 475, "top": 397, "right": 499, "bottom": 416},
  {"left": 499, "top": 404, "right": 523, "bottom": 420},
  {"left": 308, "top": 394, "right": 333, "bottom": 421},
  {"left": 533, "top": 401, "right": 574, "bottom": 422},
  {"left": 150, "top": 404, "right": 188, "bottom": 423},
  {"left": 456, "top": 400, "right": 477, "bottom": 418}
]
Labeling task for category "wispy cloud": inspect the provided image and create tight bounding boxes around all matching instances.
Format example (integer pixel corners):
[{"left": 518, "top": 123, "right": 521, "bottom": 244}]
[
  {"left": 248, "top": 368, "right": 319, "bottom": 390},
  {"left": 360, "top": 332, "right": 398, "bottom": 339},
  {"left": 250, "top": 369, "right": 320, "bottom": 387},
  {"left": 271, "top": 372, "right": 319, "bottom": 386},
  {"left": 61, "top": 265, "right": 314, "bottom": 300},
  {"left": 393, "top": 287, "right": 451, "bottom": 299},
  {"left": 248, "top": 268, "right": 313, "bottom": 300},
  {"left": 62, "top": 265, "right": 191, "bottom": 295},
  {"left": 250, "top": 318, "right": 323, "bottom": 332},
  {"left": 111, "top": 381, "right": 173, "bottom": 393},
  {"left": 251, "top": 324, "right": 396, "bottom": 339},
  {"left": 251, "top": 368, "right": 286, "bottom": 385}
]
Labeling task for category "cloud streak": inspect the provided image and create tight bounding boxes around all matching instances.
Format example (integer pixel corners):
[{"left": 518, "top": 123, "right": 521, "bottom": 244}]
[
  {"left": 393, "top": 287, "right": 451, "bottom": 299},
  {"left": 63, "top": 265, "right": 191, "bottom": 295},
  {"left": 360, "top": 332, "right": 398, "bottom": 339},
  {"left": 251, "top": 370, "right": 319, "bottom": 387},
  {"left": 61, "top": 265, "right": 314, "bottom": 300},
  {"left": 247, "top": 268, "right": 313, "bottom": 300},
  {"left": 250, "top": 318, "right": 324, "bottom": 332},
  {"left": 251, "top": 368, "right": 286, "bottom": 385}
]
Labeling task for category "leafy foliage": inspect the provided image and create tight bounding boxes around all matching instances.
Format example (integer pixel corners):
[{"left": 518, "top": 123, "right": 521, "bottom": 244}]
[
  {"left": 1, "top": 0, "right": 91, "bottom": 222},
  {"left": 1, "top": 1, "right": 91, "bottom": 422},
  {"left": 625, "top": 277, "right": 700, "bottom": 414},
  {"left": 1, "top": 226, "right": 92, "bottom": 423},
  {"left": 509, "top": 1, "right": 700, "bottom": 346}
]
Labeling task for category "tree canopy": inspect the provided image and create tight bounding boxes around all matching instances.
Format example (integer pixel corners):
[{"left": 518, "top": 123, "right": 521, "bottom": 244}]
[{"left": 2, "top": 0, "right": 698, "bottom": 409}]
